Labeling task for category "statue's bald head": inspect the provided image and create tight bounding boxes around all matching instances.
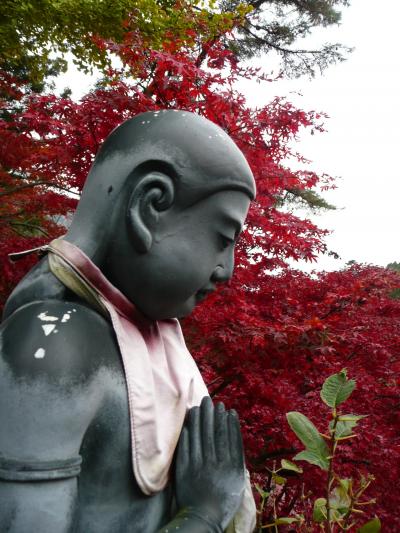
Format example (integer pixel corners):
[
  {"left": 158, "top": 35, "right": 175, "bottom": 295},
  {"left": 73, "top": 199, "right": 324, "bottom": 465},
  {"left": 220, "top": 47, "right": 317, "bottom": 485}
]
[
  {"left": 67, "top": 110, "right": 256, "bottom": 255},
  {"left": 84, "top": 110, "right": 254, "bottom": 199}
]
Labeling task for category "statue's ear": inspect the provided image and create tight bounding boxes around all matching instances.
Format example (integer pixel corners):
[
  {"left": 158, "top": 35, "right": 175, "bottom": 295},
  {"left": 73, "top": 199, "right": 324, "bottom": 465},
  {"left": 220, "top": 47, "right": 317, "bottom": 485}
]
[{"left": 127, "top": 171, "right": 175, "bottom": 253}]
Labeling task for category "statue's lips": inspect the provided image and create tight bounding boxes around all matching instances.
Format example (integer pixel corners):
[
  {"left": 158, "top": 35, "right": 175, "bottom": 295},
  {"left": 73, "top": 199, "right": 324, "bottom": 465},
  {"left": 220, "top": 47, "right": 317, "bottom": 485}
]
[{"left": 195, "top": 287, "right": 215, "bottom": 303}]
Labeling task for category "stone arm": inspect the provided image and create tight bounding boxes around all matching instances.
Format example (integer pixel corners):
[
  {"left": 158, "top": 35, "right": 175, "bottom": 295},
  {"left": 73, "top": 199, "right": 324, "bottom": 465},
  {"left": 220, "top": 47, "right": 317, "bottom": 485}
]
[{"left": 0, "top": 300, "right": 110, "bottom": 532}]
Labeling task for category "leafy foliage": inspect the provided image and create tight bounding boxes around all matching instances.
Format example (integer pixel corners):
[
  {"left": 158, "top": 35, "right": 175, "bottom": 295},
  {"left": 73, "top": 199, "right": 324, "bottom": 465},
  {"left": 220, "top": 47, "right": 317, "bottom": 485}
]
[
  {"left": 358, "top": 517, "right": 381, "bottom": 533},
  {"left": 0, "top": 0, "right": 352, "bottom": 89},
  {"left": 282, "top": 371, "right": 380, "bottom": 531},
  {"left": 321, "top": 369, "right": 356, "bottom": 409},
  {"left": 0, "top": 0, "right": 237, "bottom": 88},
  {"left": 287, "top": 412, "right": 330, "bottom": 470},
  {"left": 220, "top": 0, "right": 353, "bottom": 77}
]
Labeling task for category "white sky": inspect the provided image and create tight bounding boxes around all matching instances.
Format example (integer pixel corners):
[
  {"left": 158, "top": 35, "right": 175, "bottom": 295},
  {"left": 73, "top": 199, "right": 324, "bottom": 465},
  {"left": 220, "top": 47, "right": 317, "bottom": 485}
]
[
  {"left": 57, "top": 0, "right": 400, "bottom": 271},
  {"left": 238, "top": 0, "right": 400, "bottom": 271}
]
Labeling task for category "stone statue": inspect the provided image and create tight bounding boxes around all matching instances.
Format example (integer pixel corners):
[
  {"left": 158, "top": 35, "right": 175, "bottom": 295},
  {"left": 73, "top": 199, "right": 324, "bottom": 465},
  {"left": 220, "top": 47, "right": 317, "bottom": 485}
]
[{"left": 0, "top": 110, "right": 257, "bottom": 532}]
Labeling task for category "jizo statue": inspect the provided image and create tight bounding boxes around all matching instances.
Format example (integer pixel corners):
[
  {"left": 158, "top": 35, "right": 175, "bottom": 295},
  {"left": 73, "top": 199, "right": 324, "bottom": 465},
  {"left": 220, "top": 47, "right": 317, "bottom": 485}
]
[{"left": 0, "top": 110, "right": 257, "bottom": 532}]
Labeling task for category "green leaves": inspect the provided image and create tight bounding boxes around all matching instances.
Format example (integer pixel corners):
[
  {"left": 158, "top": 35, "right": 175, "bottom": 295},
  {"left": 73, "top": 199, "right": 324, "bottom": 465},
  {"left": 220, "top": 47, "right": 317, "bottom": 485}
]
[
  {"left": 313, "top": 480, "right": 357, "bottom": 524},
  {"left": 329, "top": 479, "right": 352, "bottom": 516},
  {"left": 321, "top": 369, "right": 356, "bottom": 408},
  {"left": 0, "top": 0, "right": 236, "bottom": 86},
  {"left": 271, "top": 517, "right": 299, "bottom": 525},
  {"left": 254, "top": 483, "right": 270, "bottom": 501},
  {"left": 271, "top": 473, "right": 286, "bottom": 485},
  {"left": 262, "top": 517, "right": 301, "bottom": 528},
  {"left": 313, "top": 498, "right": 327, "bottom": 522},
  {"left": 292, "top": 450, "right": 329, "bottom": 470},
  {"left": 331, "top": 414, "right": 366, "bottom": 439},
  {"left": 280, "top": 458, "right": 303, "bottom": 473},
  {"left": 286, "top": 412, "right": 330, "bottom": 470},
  {"left": 281, "top": 370, "right": 380, "bottom": 530},
  {"left": 357, "top": 517, "right": 381, "bottom": 533}
]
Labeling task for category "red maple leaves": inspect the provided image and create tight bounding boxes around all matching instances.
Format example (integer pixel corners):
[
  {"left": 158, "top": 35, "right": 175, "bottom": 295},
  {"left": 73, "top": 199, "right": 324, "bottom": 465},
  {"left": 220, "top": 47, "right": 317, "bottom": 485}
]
[{"left": 185, "top": 264, "right": 400, "bottom": 528}]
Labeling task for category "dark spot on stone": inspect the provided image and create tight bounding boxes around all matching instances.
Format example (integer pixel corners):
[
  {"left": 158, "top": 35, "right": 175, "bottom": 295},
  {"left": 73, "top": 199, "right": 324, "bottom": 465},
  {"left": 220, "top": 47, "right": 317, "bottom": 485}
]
[{"left": 107, "top": 186, "right": 113, "bottom": 194}]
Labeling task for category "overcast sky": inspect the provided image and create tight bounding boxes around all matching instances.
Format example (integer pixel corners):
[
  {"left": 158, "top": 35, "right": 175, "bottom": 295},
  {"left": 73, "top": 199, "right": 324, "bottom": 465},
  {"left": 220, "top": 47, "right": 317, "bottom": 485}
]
[
  {"left": 238, "top": 0, "right": 400, "bottom": 271},
  {"left": 57, "top": 0, "right": 400, "bottom": 272}
]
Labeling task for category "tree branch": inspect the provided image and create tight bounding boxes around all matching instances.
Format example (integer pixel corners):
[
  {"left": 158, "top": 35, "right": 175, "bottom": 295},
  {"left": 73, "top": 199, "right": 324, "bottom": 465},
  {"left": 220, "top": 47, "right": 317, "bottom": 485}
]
[
  {"left": 241, "top": 24, "right": 323, "bottom": 55},
  {"left": 9, "top": 221, "right": 50, "bottom": 237},
  {"left": 0, "top": 180, "right": 76, "bottom": 197}
]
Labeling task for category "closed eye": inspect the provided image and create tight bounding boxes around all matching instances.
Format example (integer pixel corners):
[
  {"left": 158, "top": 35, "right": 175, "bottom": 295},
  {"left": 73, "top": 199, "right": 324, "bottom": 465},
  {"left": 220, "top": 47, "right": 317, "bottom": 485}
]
[{"left": 219, "top": 234, "right": 234, "bottom": 251}]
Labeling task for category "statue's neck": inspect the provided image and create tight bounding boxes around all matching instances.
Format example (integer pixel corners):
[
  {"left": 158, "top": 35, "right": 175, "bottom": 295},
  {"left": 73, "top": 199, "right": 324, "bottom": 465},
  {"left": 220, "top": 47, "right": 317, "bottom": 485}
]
[{"left": 63, "top": 230, "right": 107, "bottom": 271}]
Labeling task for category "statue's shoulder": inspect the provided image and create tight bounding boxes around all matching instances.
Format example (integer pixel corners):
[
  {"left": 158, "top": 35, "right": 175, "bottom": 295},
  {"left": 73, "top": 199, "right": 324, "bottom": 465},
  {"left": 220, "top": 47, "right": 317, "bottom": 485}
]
[
  {"left": 0, "top": 299, "right": 118, "bottom": 384},
  {"left": 0, "top": 300, "right": 119, "bottom": 464}
]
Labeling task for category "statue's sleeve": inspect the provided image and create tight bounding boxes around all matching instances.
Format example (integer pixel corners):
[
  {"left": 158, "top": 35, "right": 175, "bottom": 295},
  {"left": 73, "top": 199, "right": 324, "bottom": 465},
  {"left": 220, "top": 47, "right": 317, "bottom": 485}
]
[{"left": 0, "top": 456, "right": 82, "bottom": 482}]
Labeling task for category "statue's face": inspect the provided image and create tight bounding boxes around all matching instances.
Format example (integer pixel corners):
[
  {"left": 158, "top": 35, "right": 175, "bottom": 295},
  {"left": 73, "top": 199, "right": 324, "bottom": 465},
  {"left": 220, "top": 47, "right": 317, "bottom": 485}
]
[{"left": 131, "top": 190, "right": 251, "bottom": 320}]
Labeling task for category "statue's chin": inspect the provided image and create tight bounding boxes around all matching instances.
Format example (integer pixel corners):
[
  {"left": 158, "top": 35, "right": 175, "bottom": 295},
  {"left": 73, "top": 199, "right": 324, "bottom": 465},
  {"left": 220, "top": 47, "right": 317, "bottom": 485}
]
[
  {"left": 134, "top": 288, "right": 214, "bottom": 320},
  {"left": 136, "top": 299, "right": 196, "bottom": 322}
]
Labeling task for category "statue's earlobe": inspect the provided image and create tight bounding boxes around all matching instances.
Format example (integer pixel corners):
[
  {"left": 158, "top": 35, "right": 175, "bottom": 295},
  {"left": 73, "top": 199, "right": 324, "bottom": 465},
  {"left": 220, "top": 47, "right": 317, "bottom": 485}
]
[{"left": 127, "top": 172, "right": 175, "bottom": 253}]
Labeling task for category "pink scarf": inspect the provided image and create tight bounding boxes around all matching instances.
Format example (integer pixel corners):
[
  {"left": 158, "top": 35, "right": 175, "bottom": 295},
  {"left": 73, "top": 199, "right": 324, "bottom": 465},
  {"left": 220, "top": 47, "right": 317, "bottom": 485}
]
[{"left": 46, "top": 238, "right": 209, "bottom": 496}]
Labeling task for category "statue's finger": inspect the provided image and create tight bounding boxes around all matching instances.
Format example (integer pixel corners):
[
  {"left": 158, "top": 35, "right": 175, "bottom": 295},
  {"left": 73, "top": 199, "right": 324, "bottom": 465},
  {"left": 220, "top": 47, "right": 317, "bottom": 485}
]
[
  {"left": 176, "top": 426, "right": 189, "bottom": 478},
  {"left": 214, "top": 402, "right": 228, "bottom": 461},
  {"left": 227, "top": 410, "right": 244, "bottom": 467},
  {"left": 188, "top": 405, "right": 202, "bottom": 465},
  {"left": 200, "top": 396, "right": 216, "bottom": 461}
]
